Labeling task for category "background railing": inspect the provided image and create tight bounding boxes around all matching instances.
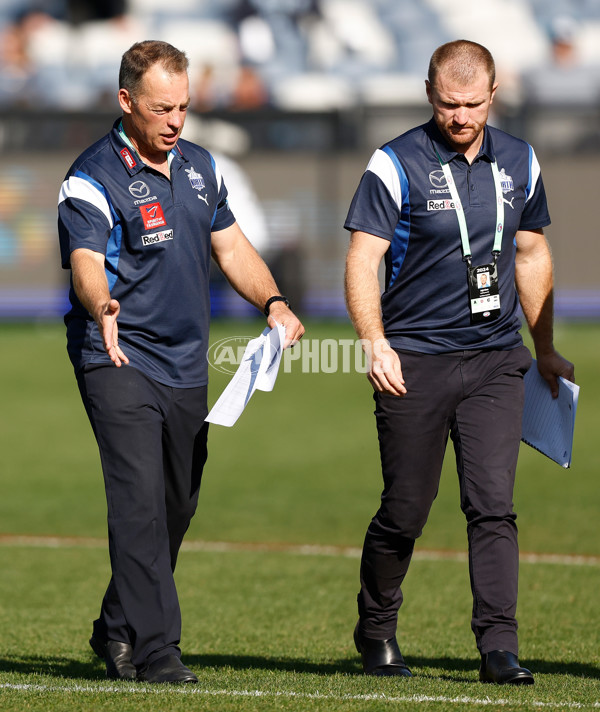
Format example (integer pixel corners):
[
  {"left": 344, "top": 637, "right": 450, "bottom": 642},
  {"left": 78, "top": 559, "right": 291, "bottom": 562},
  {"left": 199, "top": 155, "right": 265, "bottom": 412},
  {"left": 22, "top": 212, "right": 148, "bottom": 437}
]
[{"left": 0, "top": 103, "right": 598, "bottom": 321}]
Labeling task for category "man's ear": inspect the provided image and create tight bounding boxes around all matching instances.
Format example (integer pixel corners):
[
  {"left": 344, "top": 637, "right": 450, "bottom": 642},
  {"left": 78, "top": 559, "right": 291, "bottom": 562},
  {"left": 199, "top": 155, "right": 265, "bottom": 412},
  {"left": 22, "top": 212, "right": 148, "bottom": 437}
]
[
  {"left": 425, "top": 80, "right": 433, "bottom": 105},
  {"left": 118, "top": 88, "right": 133, "bottom": 115},
  {"left": 489, "top": 81, "right": 499, "bottom": 105}
]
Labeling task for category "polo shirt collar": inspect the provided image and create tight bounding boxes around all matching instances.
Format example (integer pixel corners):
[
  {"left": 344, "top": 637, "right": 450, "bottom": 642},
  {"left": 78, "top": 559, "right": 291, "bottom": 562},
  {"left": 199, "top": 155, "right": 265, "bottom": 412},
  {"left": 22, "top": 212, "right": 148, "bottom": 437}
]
[
  {"left": 109, "top": 118, "right": 189, "bottom": 175},
  {"left": 425, "top": 117, "right": 495, "bottom": 164}
]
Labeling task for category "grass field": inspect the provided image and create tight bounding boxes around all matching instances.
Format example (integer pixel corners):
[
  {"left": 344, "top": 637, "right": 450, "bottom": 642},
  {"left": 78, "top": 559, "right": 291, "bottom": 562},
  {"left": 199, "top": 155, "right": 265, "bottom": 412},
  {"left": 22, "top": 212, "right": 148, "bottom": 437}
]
[{"left": 0, "top": 319, "right": 599, "bottom": 711}]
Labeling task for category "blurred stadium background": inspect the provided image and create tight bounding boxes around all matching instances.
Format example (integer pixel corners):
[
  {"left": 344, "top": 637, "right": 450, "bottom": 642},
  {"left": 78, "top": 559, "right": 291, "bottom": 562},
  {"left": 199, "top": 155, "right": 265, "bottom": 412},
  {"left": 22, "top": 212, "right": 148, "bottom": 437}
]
[{"left": 1, "top": 0, "right": 599, "bottom": 322}]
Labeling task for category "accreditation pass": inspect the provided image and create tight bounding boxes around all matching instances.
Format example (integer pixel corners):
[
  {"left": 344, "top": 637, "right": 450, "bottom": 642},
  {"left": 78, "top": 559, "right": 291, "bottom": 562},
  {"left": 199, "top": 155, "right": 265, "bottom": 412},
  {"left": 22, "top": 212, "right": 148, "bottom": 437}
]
[{"left": 468, "top": 263, "right": 501, "bottom": 322}]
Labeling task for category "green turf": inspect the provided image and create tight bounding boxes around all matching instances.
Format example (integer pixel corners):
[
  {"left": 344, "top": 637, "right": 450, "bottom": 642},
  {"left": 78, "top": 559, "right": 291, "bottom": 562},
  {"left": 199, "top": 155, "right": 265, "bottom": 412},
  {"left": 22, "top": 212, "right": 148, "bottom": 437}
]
[
  {"left": 1, "top": 319, "right": 597, "bottom": 554},
  {"left": 0, "top": 545, "right": 598, "bottom": 711},
  {"left": 0, "top": 319, "right": 598, "bottom": 710}
]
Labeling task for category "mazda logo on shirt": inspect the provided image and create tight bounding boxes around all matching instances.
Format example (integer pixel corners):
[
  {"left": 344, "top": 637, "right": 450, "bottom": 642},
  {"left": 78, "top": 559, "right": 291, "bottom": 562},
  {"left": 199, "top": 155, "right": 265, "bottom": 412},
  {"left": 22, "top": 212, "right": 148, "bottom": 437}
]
[
  {"left": 429, "top": 170, "right": 447, "bottom": 189},
  {"left": 129, "top": 181, "right": 150, "bottom": 198}
]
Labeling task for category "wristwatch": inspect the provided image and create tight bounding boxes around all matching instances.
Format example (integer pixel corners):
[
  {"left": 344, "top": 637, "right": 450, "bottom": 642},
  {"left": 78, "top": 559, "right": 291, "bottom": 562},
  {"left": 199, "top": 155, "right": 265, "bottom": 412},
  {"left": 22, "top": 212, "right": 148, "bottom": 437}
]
[{"left": 264, "top": 295, "right": 290, "bottom": 316}]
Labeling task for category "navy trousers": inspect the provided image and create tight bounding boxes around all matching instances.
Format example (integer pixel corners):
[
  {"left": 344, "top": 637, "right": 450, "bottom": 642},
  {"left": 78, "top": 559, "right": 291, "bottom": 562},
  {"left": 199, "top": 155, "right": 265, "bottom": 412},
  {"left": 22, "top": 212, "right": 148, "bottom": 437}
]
[
  {"left": 77, "top": 363, "right": 209, "bottom": 667},
  {"left": 357, "top": 346, "right": 532, "bottom": 655}
]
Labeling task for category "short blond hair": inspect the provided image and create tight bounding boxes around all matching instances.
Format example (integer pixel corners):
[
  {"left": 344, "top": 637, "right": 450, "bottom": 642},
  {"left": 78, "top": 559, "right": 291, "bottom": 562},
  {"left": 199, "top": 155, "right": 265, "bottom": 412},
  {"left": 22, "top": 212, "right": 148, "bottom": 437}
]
[{"left": 428, "top": 40, "right": 496, "bottom": 90}]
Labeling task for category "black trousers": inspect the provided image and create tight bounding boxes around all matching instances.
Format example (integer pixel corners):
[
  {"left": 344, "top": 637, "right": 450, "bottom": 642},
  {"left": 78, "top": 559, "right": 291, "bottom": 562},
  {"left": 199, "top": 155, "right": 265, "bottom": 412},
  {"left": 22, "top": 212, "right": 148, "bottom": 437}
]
[
  {"left": 357, "top": 346, "right": 532, "bottom": 655},
  {"left": 77, "top": 364, "right": 209, "bottom": 667}
]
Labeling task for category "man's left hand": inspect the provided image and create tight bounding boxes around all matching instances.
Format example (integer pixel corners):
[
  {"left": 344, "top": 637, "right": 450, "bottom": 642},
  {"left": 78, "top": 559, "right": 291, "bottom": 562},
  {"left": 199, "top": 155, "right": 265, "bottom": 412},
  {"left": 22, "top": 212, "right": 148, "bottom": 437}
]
[
  {"left": 267, "top": 303, "right": 305, "bottom": 348},
  {"left": 536, "top": 350, "right": 575, "bottom": 398}
]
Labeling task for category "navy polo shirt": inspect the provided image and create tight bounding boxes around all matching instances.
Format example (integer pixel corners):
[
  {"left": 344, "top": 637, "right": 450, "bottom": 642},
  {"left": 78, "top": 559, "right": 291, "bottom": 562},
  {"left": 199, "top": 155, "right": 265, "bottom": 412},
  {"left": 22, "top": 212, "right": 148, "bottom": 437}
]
[
  {"left": 58, "top": 119, "right": 236, "bottom": 387},
  {"left": 344, "top": 118, "right": 551, "bottom": 353}
]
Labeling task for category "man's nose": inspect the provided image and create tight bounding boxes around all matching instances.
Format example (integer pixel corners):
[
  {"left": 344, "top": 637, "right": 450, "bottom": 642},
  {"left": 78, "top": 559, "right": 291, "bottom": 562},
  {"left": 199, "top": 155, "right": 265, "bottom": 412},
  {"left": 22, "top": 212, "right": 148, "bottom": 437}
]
[
  {"left": 167, "top": 110, "right": 185, "bottom": 128},
  {"left": 453, "top": 107, "right": 469, "bottom": 125}
]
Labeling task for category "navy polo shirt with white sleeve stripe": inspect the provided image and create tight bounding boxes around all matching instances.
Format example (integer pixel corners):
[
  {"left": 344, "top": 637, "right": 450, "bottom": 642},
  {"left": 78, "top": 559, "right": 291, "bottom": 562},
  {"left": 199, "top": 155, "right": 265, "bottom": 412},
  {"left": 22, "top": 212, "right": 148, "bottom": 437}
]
[
  {"left": 58, "top": 119, "right": 236, "bottom": 387},
  {"left": 344, "top": 118, "right": 551, "bottom": 353}
]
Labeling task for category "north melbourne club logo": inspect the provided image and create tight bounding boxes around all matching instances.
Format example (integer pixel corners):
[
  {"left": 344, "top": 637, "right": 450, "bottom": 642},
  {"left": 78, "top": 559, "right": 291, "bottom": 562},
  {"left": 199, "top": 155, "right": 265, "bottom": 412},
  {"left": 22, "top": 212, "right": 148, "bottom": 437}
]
[
  {"left": 499, "top": 168, "right": 514, "bottom": 194},
  {"left": 185, "top": 167, "right": 205, "bottom": 192}
]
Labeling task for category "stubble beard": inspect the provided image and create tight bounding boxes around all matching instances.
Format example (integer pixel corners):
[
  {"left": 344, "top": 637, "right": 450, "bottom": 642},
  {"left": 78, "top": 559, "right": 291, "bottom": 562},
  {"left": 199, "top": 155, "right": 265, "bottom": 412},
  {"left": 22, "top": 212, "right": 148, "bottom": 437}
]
[{"left": 443, "top": 123, "right": 483, "bottom": 154}]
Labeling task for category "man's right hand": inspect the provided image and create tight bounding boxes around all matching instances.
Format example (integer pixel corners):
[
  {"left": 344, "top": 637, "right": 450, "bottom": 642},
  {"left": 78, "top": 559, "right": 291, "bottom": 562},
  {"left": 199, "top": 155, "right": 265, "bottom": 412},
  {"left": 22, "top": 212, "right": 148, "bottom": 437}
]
[
  {"left": 70, "top": 249, "right": 129, "bottom": 368},
  {"left": 96, "top": 298, "right": 129, "bottom": 368},
  {"left": 366, "top": 339, "right": 406, "bottom": 396}
]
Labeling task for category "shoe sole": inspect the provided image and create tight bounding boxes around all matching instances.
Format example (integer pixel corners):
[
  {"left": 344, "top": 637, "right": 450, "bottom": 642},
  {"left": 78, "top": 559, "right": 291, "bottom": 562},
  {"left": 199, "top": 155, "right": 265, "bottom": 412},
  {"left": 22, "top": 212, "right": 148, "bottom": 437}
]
[{"left": 480, "top": 675, "right": 535, "bottom": 685}]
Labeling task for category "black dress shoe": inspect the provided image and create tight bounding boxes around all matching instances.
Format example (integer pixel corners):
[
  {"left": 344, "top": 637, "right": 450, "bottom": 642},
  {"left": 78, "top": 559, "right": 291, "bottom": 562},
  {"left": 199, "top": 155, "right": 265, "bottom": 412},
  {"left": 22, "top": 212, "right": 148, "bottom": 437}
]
[
  {"left": 354, "top": 622, "right": 412, "bottom": 677},
  {"left": 479, "top": 650, "right": 534, "bottom": 685},
  {"left": 89, "top": 635, "right": 137, "bottom": 680},
  {"left": 137, "top": 654, "right": 198, "bottom": 684}
]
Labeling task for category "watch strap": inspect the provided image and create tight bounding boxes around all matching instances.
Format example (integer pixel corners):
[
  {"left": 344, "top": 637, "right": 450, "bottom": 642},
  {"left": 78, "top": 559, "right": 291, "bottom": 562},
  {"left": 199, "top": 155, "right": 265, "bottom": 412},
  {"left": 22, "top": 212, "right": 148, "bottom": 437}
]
[{"left": 264, "top": 295, "right": 290, "bottom": 316}]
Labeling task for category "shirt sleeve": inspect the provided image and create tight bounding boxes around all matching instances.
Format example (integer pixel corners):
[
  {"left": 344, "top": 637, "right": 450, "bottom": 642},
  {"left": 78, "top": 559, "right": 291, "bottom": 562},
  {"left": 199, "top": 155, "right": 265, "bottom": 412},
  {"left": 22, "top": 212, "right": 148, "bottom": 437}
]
[
  {"left": 519, "top": 146, "right": 551, "bottom": 231},
  {"left": 344, "top": 148, "right": 402, "bottom": 241},
  {"left": 210, "top": 155, "right": 237, "bottom": 233},
  {"left": 57, "top": 172, "right": 113, "bottom": 268}
]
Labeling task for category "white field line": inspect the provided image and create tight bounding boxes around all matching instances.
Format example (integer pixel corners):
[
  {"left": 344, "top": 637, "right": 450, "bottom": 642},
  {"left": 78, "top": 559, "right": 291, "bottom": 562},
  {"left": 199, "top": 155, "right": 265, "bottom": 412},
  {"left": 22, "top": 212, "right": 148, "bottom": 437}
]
[
  {"left": 0, "top": 534, "right": 599, "bottom": 567},
  {"left": 1, "top": 682, "right": 600, "bottom": 709}
]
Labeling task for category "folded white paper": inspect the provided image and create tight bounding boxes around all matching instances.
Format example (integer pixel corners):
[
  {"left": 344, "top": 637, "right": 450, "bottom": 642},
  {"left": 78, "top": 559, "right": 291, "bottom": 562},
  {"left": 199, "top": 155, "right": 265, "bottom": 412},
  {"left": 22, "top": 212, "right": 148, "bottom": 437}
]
[
  {"left": 206, "top": 323, "right": 286, "bottom": 427},
  {"left": 521, "top": 359, "right": 579, "bottom": 468}
]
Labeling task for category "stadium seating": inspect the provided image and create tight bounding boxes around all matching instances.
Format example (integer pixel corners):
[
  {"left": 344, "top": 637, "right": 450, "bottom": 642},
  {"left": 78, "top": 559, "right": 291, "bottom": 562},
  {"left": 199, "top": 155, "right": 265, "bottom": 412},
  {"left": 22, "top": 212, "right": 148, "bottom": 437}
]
[{"left": 1, "top": 0, "right": 599, "bottom": 112}]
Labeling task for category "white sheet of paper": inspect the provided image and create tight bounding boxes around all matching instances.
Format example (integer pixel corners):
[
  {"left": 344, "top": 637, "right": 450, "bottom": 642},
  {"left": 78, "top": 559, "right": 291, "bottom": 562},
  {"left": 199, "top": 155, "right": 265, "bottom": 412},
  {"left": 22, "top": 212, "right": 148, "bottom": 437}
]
[
  {"left": 521, "top": 359, "right": 579, "bottom": 468},
  {"left": 205, "top": 323, "right": 286, "bottom": 427}
]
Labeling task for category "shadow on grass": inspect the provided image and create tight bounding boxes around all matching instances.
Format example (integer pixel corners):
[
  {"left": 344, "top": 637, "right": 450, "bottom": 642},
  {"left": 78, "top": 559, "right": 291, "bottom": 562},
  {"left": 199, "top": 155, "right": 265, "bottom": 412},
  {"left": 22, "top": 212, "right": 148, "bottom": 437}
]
[
  {"left": 0, "top": 653, "right": 598, "bottom": 683},
  {"left": 188, "top": 654, "right": 600, "bottom": 682},
  {"left": 0, "top": 655, "right": 105, "bottom": 681},
  {"left": 407, "top": 656, "right": 600, "bottom": 683}
]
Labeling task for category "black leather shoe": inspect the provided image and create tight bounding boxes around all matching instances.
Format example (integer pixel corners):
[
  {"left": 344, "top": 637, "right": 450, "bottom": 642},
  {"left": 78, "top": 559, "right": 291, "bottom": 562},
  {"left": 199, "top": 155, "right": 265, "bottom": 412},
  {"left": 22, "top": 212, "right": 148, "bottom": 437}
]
[
  {"left": 479, "top": 650, "right": 534, "bottom": 685},
  {"left": 354, "top": 622, "right": 412, "bottom": 677},
  {"left": 89, "top": 635, "right": 137, "bottom": 680},
  {"left": 137, "top": 654, "right": 198, "bottom": 684}
]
